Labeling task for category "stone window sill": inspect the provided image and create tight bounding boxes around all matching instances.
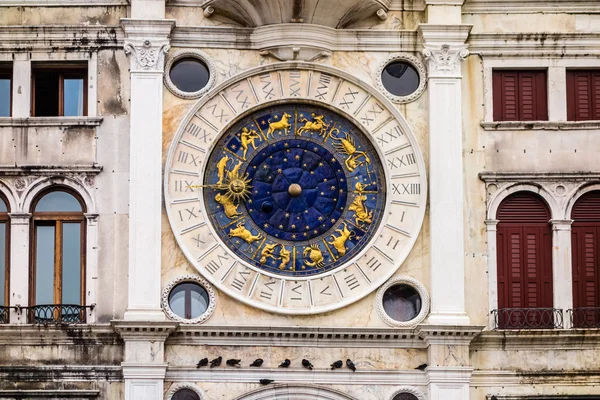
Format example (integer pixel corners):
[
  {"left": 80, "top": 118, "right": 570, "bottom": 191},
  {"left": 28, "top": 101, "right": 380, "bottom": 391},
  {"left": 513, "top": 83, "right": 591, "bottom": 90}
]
[
  {"left": 481, "top": 120, "right": 600, "bottom": 131},
  {"left": 0, "top": 117, "right": 103, "bottom": 128}
]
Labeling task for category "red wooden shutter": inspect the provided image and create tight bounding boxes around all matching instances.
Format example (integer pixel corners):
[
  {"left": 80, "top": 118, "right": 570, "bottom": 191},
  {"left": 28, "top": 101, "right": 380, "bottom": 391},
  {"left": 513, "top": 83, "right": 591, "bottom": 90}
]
[
  {"left": 567, "top": 70, "right": 600, "bottom": 121},
  {"left": 571, "top": 192, "right": 600, "bottom": 326},
  {"left": 493, "top": 70, "right": 548, "bottom": 121},
  {"left": 497, "top": 193, "right": 553, "bottom": 314}
]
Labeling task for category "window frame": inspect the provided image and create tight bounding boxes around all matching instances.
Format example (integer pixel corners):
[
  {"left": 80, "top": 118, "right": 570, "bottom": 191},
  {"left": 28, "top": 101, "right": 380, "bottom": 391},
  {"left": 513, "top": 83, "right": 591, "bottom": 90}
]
[
  {"left": 0, "top": 65, "right": 12, "bottom": 117},
  {"left": 29, "top": 188, "right": 86, "bottom": 307},
  {"left": 31, "top": 63, "right": 88, "bottom": 117},
  {"left": 0, "top": 194, "right": 9, "bottom": 308}
]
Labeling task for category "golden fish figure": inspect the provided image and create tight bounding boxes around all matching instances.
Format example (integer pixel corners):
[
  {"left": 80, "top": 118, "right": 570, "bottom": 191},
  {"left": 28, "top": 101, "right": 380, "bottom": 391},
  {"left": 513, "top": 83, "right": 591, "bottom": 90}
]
[
  {"left": 331, "top": 131, "right": 371, "bottom": 172},
  {"left": 348, "top": 182, "right": 373, "bottom": 228},
  {"left": 215, "top": 193, "right": 241, "bottom": 219},
  {"left": 296, "top": 113, "right": 330, "bottom": 136},
  {"left": 278, "top": 245, "right": 292, "bottom": 270},
  {"left": 240, "top": 127, "right": 261, "bottom": 160},
  {"left": 216, "top": 155, "right": 230, "bottom": 185},
  {"left": 327, "top": 222, "right": 355, "bottom": 257},
  {"left": 266, "top": 112, "right": 292, "bottom": 138},
  {"left": 259, "top": 243, "right": 280, "bottom": 264},
  {"left": 303, "top": 244, "right": 325, "bottom": 268},
  {"left": 228, "top": 222, "right": 262, "bottom": 244}
]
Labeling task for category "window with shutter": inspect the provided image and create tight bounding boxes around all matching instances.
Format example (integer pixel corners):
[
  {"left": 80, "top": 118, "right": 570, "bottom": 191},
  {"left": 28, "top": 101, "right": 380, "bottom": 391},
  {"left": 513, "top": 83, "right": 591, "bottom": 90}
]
[
  {"left": 567, "top": 70, "right": 600, "bottom": 121},
  {"left": 571, "top": 191, "right": 600, "bottom": 328},
  {"left": 493, "top": 70, "right": 548, "bottom": 121},
  {"left": 496, "top": 192, "right": 553, "bottom": 328}
]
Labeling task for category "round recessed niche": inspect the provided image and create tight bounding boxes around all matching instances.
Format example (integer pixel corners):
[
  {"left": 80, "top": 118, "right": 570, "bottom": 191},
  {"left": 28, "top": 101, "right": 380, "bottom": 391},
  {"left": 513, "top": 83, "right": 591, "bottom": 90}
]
[
  {"left": 376, "top": 53, "right": 427, "bottom": 104},
  {"left": 393, "top": 393, "right": 419, "bottom": 400},
  {"left": 161, "top": 274, "right": 216, "bottom": 324},
  {"left": 376, "top": 276, "right": 429, "bottom": 327},
  {"left": 166, "top": 383, "right": 204, "bottom": 400},
  {"left": 172, "top": 389, "right": 201, "bottom": 400},
  {"left": 164, "top": 50, "right": 216, "bottom": 99},
  {"left": 390, "top": 387, "right": 426, "bottom": 400}
]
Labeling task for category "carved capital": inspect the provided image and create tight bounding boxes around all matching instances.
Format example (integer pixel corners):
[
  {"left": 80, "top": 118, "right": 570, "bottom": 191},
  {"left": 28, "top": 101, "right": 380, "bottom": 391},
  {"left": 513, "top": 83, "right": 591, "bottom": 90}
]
[
  {"left": 423, "top": 44, "right": 468, "bottom": 77},
  {"left": 124, "top": 39, "right": 170, "bottom": 72}
]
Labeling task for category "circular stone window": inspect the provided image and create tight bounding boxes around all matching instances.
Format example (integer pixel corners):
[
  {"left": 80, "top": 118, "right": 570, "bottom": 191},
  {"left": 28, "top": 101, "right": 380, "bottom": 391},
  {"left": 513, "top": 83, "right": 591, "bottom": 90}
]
[
  {"left": 164, "top": 50, "right": 216, "bottom": 99},
  {"left": 161, "top": 275, "right": 216, "bottom": 323},
  {"left": 376, "top": 277, "right": 429, "bottom": 327},
  {"left": 376, "top": 54, "right": 427, "bottom": 103}
]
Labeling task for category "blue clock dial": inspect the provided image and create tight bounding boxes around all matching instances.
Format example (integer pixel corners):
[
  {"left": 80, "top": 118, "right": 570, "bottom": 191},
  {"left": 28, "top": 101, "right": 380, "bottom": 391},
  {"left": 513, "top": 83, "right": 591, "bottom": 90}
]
[{"left": 203, "top": 105, "right": 386, "bottom": 277}]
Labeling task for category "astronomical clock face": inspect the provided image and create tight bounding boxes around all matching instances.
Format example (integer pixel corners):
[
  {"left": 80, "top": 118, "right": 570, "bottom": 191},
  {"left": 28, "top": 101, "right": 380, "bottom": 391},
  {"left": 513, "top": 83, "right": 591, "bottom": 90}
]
[{"left": 165, "top": 64, "right": 426, "bottom": 314}]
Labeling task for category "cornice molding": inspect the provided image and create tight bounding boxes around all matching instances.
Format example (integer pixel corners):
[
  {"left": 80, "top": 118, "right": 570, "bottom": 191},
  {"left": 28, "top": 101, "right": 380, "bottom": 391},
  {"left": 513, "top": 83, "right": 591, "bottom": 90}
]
[
  {"left": 474, "top": 370, "right": 600, "bottom": 388},
  {"left": 481, "top": 120, "right": 600, "bottom": 131},
  {"left": 171, "top": 25, "right": 420, "bottom": 52},
  {"left": 0, "top": 166, "right": 103, "bottom": 176},
  {"left": 112, "top": 320, "right": 178, "bottom": 342},
  {"left": 0, "top": 117, "right": 103, "bottom": 127},
  {"left": 463, "top": 0, "right": 600, "bottom": 14},
  {"left": 472, "top": 329, "right": 600, "bottom": 351},
  {"left": 469, "top": 33, "right": 600, "bottom": 57},
  {"left": 0, "top": 26, "right": 121, "bottom": 51},
  {"left": 1, "top": 0, "right": 126, "bottom": 5},
  {"left": 0, "top": 389, "right": 101, "bottom": 398},
  {"left": 479, "top": 172, "right": 600, "bottom": 183},
  {"left": 0, "top": 324, "right": 120, "bottom": 345},
  {"left": 417, "top": 325, "right": 484, "bottom": 346},
  {"left": 0, "top": 366, "right": 122, "bottom": 382}
]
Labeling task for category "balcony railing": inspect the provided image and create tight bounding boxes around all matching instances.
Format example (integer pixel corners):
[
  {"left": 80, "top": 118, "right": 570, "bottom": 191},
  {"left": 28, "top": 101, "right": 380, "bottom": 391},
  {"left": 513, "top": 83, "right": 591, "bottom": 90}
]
[
  {"left": 568, "top": 307, "right": 600, "bottom": 328},
  {"left": 491, "top": 308, "right": 564, "bottom": 329},
  {"left": 0, "top": 306, "right": 9, "bottom": 324},
  {"left": 22, "top": 304, "right": 94, "bottom": 324}
]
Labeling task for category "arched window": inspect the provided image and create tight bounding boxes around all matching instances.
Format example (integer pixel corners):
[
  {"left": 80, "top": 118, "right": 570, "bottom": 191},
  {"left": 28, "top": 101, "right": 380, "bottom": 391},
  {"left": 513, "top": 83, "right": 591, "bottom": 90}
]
[
  {"left": 30, "top": 189, "right": 86, "bottom": 323},
  {"left": 0, "top": 194, "right": 9, "bottom": 324},
  {"left": 571, "top": 191, "right": 600, "bottom": 328},
  {"left": 496, "top": 192, "right": 554, "bottom": 329}
]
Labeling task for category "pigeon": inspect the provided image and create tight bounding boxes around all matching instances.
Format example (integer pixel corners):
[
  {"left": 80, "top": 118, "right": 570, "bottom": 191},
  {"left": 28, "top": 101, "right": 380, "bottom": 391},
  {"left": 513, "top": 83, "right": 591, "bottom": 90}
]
[
  {"left": 209, "top": 356, "right": 222, "bottom": 368},
  {"left": 330, "top": 360, "right": 343, "bottom": 370},
  {"left": 250, "top": 358, "right": 264, "bottom": 367},
  {"left": 260, "top": 379, "right": 274, "bottom": 385},
  {"left": 278, "top": 359, "right": 291, "bottom": 368},
  {"left": 196, "top": 358, "right": 209, "bottom": 368},
  {"left": 302, "top": 359, "right": 313, "bottom": 370},
  {"left": 346, "top": 359, "right": 356, "bottom": 372},
  {"left": 226, "top": 359, "right": 241, "bottom": 367},
  {"left": 415, "top": 363, "right": 428, "bottom": 371}
]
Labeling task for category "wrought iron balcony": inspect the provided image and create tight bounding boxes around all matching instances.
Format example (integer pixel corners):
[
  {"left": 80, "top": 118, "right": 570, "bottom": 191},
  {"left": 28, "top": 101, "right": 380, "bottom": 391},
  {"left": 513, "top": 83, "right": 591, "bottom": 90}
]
[
  {"left": 22, "top": 304, "right": 94, "bottom": 324},
  {"left": 568, "top": 307, "right": 600, "bottom": 328},
  {"left": 0, "top": 306, "right": 9, "bottom": 324},
  {"left": 491, "top": 308, "right": 564, "bottom": 329}
]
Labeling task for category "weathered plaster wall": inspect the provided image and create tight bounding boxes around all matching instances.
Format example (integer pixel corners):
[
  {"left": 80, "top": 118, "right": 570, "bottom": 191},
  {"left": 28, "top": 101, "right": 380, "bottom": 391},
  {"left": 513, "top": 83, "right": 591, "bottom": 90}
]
[{"left": 0, "top": 6, "right": 125, "bottom": 25}]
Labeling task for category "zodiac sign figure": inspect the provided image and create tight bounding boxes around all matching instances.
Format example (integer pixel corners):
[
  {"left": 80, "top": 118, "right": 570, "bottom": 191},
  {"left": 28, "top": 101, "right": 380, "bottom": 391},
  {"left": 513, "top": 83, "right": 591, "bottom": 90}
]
[
  {"left": 228, "top": 222, "right": 262, "bottom": 244},
  {"left": 296, "top": 113, "right": 330, "bottom": 136},
  {"left": 348, "top": 182, "right": 373, "bottom": 228},
  {"left": 259, "top": 243, "right": 280, "bottom": 264},
  {"left": 216, "top": 155, "right": 230, "bottom": 185},
  {"left": 240, "top": 127, "right": 261, "bottom": 160},
  {"left": 327, "top": 222, "right": 355, "bottom": 257},
  {"left": 278, "top": 245, "right": 291, "bottom": 270},
  {"left": 215, "top": 193, "right": 241, "bottom": 219},
  {"left": 303, "top": 244, "right": 325, "bottom": 268},
  {"left": 266, "top": 112, "right": 292, "bottom": 138},
  {"left": 331, "top": 131, "right": 371, "bottom": 172}
]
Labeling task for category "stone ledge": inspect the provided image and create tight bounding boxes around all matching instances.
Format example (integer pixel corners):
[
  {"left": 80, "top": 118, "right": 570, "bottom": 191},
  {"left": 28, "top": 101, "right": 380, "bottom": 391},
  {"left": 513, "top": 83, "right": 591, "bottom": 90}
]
[
  {"left": 0, "top": 117, "right": 103, "bottom": 128},
  {"left": 1, "top": 0, "right": 126, "bottom": 5},
  {"left": 0, "top": 165, "right": 103, "bottom": 176},
  {"left": 0, "top": 324, "right": 122, "bottom": 345},
  {"left": 481, "top": 120, "right": 600, "bottom": 131},
  {"left": 471, "top": 329, "right": 600, "bottom": 350},
  {"left": 464, "top": 0, "right": 600, "bottom": 14},
  {"left": 0, "top": 366, "right": 122, "bottom": 382},
  {"left": 479, "top": 171, "right": 600, "bottom": 183}
]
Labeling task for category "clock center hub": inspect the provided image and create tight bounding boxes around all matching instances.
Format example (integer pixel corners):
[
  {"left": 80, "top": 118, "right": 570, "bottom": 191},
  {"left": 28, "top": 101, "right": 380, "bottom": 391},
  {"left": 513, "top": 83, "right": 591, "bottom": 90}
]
[{"left": 288, "top": 183, "right": 302, "bottom": 197}]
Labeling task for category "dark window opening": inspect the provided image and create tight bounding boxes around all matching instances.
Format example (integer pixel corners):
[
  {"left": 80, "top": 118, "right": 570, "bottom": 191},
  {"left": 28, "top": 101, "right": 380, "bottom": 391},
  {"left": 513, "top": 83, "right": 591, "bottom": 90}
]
[
  {"left": 381, "top": 61, "right": 420, "bottom": 97},
  {"left": 32, "top": 63, "right": 87, "bottom": 117},
  {"left": 168, "top": 282, "right": 209, "bottom": 320},
  {"left": 169, "top": 58, "right": 210, "bottom": 93},
  {"left": 382, "top": 284, "right": 422, "bottom": 322},
  {"left": 0, "top": 64, "right": 12, "bottom": 117}
]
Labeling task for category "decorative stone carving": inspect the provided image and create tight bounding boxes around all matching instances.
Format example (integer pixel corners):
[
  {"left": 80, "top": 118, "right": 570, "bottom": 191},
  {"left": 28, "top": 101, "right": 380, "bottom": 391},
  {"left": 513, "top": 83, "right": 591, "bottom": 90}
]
[
  {"left": 376, "top": 53, "right": 427, "bottom": 104},
  {"left": 124, "top": 39, "right": 170, "bottom": 72},
  {"left": 164, "top": 49, "right": 216, "bottom": 99},
  {"left": 375, "top": 276, "right": 430, "bottom": 328},
  {"left": 389, "top": 387, "right": 427, "bottom": 400},
  {"left": 165, "top": 382, "right": 204, "bottom": 400},
  {"left": 259, "top": 46, "right": 332, "bottom": 62},
  {"left": 423, "top": 44, "right": 469, "bottom": 76},
  {"left": 161, "top": 274, "right": 216, "bottom": 324}
]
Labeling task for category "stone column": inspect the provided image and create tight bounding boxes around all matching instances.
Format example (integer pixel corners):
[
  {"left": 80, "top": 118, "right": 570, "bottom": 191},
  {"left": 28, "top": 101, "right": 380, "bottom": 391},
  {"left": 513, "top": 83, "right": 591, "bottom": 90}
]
[
  {"left": 419, "top": 25, "right": 472, "bottom": 326},
  {"left": 84, "top": 213, "right": 99, "bottom": 324},
  {"left": 551, "top": 219, "right": 574, "bottom": 328},
  {"left": 485, "top": 219, "right": 499, "bottom": 329},
  {"left": 8, "top": 213, "right": 30, "bottom": 323},
  {"left": 121, "top": 19, "right": 175, "bottom": 321}
]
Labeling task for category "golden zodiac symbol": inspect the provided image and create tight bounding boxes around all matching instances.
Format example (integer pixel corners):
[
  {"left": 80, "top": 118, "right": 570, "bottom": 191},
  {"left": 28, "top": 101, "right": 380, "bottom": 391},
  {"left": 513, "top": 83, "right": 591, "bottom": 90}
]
[
  {"left": 348, "top": 182, "right": 373, "bottom": 229},
  {"left": 216, "top": 155, "right": 230, "bottom": 185},
  {"left": 228, "top": 222, "right": 262, "bottom": 244},
  {"left": 327, "top": 222, "right": 355, "bottom": 257},
  {"left": 266, "top": 112, "right": 292, "bottom": 138},
  {"left": 331, "top": 131, "right": 371, "bottom": 172},
  {"left": 240, "top": 127, "right": 261, "bottom": 160},
  {"left": 296, "top": 113, "right": 330, "bottom": 136},
  {"left": 278, "top": 245, "right": 292, "bottom": 270},
  {"left": 259, "top": 243, "right": 279, "bottom": 264},
  {"left": 303, "top": 244, "right": 325, "bottom": 269},
  {"left": 215, "top": 193, "right": 241, "bottom": 219}
]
